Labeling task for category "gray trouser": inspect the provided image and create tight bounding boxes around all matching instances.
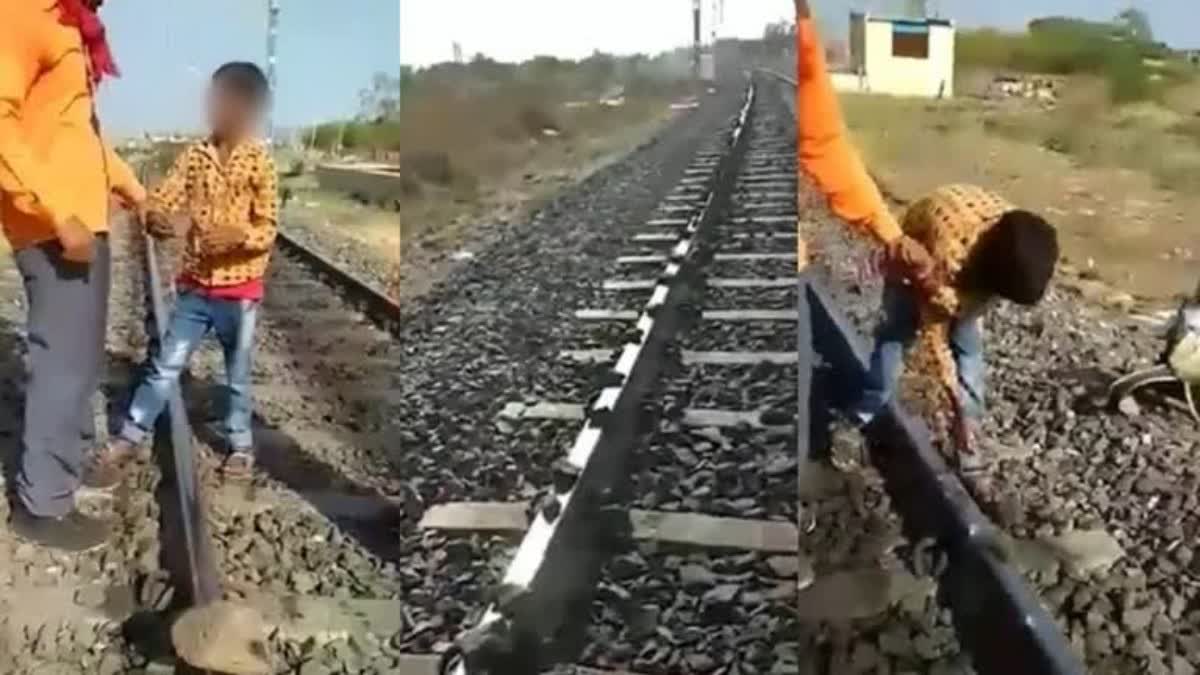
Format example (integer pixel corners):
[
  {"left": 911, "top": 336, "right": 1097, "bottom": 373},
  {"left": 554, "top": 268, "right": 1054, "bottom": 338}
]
[{"left": 15, "top": 237, "right": 110, "bottom": 517}]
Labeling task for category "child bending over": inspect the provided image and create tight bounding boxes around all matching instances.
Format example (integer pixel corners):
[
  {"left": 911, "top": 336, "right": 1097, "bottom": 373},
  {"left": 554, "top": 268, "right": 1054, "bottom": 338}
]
[{"left": 792, "top": 0, "right": 1059, "bottom": 470}]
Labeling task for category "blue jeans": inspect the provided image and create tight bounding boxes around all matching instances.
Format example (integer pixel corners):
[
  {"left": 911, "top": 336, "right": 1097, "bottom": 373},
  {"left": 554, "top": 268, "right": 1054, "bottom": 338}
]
[
  {"left": 121, "top": 290, "right": 259, "bottom": 452},
  {"left": 851, "top": 282, "right": 985, "bottom": 425}
]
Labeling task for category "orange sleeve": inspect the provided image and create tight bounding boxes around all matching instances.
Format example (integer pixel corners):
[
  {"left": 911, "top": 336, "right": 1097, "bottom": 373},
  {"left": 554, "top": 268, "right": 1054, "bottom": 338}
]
[
  {"left": 795, "top": 18, "right": 902, "bottom": 245},
  {"left": 0, "top": 16, "right": 72, "bottom": 233}
]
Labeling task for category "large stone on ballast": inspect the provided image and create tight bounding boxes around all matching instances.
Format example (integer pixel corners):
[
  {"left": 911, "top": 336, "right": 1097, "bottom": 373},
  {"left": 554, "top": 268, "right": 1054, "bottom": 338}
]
[{"left": 171, "top": 601, "right": 273, "bottom": 675}]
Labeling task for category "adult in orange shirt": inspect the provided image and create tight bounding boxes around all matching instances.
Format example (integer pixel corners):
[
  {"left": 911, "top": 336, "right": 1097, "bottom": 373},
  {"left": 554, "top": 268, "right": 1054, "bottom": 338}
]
[
  {"left": 791, "top": 0, "right": 938, "bottom": 290},
  {"left": 1, "top": 0, "right": 146, "bottom": 551}
]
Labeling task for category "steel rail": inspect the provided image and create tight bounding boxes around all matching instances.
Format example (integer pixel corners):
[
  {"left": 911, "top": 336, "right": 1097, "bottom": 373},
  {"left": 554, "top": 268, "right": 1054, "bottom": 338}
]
[
  {"left": 141, "top": 235, "right": 208, "bottom": 603},
  {"left": 441, "top": 82, "right": 758, "bottom": 675},
  {"left": 131, "top": 159, "right": 222, "bottom": 621},
  {"left": 273, "top": 230, "right": 401, "bottom": 334},
  {"left": 757, "top": 68, "right": 1087, "bottom": 675}
]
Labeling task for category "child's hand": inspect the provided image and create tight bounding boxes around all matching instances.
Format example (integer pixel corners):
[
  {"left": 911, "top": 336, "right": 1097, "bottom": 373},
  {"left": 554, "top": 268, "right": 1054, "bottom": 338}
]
[
  {"left": 146, "top": 212, "right": 189, "bottom": 240},
  {"left": 951, "top": 415, "right": 975, "bottom": 457},
  {"left": 201, "top": 225, "right": 248, "bottom": 253},
  {"left": 131, "top": 200, "right": 149, "bottom": 227},
  {"left": 885, "top": 236, "right": 959, "bottom": 317},
  {"left": 884, "top": 235, "right": 936, "bottom": 284}
]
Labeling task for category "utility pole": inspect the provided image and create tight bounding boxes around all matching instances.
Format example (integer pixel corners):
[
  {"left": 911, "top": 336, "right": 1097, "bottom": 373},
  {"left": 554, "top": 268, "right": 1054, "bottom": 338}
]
[
  {"left": 403, "top": 1, "right": 408, "bottom": 120},
  {"left": 710, "top": 0, "right": 717, "bottom": 46},
  {"left": 266, "top": 0, "right": 280, "bottom": 144},
  {"left": 692, "top": 0, "right": 701, "bottom": 82}
]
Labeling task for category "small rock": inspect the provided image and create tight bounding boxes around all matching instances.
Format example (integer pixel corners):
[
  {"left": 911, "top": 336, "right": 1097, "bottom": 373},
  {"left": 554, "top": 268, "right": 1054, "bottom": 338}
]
[
  {"left": 765, "top": 555, "right": 800, "bottom": 578},
  {"left": 685, "top": 652, "right": 718, "bottom": 672},
  {"left": 1042, "top": 528, "right": 1125, "bottom": 576},
  {"left": 679, "top": 564, "right": 717, "bottom": 589},
  {"left": 289, "top": 571, "right": 318, "bottom": 594},
  {"left": 1121, "top": 607, "right": 1154, "bottom": 633},
  {"left": 609, "top": 552, "right": 646, "bottom": 580},
  {"left": 74, "top": 583, "right": 108, "bottom": 609},
  {"left": 795, "top": 568, "right": 893, "bottom": 621},
  {"left": 702, "top": 584, "right": 740, "bottom": 609},
  {"left": 1117, "top": 396, "right": 1141, "bottom": 417},
  {"left": 628, "top": 603, "right": 660, "bottom": 639},
  {"left": 1085, "top": 629, "right": 1111, "bottom": 657}
]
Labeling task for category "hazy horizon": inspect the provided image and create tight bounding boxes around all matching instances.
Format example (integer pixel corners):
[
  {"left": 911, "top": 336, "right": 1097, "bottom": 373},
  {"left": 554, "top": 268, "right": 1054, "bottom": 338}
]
[{"left": 402, "top": 1, "right": 1194, "bottom": 69}]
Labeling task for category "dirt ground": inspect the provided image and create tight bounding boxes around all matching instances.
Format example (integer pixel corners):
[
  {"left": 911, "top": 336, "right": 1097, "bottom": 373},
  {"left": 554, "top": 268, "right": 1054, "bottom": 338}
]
[{"left": 841, "top": 77, "right": 1200, "bottom": 303}]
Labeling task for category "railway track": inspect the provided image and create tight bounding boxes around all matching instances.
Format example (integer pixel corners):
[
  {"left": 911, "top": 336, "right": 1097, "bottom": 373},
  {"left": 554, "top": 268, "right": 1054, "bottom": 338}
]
[
  {"left": 436, "top": 84, "right": 804, "bottom": 675},
  {"left": 423, "top": 74, "right": 1087, "bottom": 675}
]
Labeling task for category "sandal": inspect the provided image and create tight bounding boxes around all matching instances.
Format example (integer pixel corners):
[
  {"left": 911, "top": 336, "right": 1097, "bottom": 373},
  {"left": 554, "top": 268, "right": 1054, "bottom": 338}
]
[{"left": 222, "top": 451, "right": 255, "bottom": 480}]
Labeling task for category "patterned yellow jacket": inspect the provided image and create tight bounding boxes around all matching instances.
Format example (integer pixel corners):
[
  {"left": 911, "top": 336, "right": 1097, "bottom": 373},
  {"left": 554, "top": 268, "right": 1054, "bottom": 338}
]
[
  {"left": 794, "top": 14, "right": 1021, "bottom": 442},
  {"left": 148, "top": 138, "right": 278, "bottom": 286},
  {"left": 901, "top": 184, "right": 1014, "bottom": 421}
]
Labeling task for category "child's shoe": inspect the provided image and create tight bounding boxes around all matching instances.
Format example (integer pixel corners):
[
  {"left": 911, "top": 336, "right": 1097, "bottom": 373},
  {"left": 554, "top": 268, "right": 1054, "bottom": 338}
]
[{"left": 221, "top": 451, "right": 255, "bottom": 480}]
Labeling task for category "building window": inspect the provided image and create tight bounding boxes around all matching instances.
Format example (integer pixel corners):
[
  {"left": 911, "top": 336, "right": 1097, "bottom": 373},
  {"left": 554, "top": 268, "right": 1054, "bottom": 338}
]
[{"left": 892, "top": 22, "right": 930, "bottom": 59}]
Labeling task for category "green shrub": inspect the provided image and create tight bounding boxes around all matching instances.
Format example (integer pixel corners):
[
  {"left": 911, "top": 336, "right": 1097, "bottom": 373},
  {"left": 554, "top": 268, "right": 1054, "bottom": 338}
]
[
  {"left": 957, "top": 19, "right": 1160, "bottom": 103},
  {"left": 1105, "top": 54, "right": 1153, "bottom": 103}
]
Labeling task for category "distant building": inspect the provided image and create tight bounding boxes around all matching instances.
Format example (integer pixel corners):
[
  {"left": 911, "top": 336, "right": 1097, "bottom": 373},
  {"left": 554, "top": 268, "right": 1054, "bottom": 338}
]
[{"left": 833, "top": 13, "right": 956, "bottom": 98}]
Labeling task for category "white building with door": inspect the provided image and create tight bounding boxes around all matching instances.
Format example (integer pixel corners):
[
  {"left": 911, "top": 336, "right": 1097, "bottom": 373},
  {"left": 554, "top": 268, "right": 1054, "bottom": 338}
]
[{"left": 831, "top": 13, "right": 956, "bottom": 98}]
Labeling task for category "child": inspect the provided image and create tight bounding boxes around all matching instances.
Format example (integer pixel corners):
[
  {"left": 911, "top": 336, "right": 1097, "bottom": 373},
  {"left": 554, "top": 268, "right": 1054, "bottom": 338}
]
[
  {"left": 85, "top": 61, "right": 277, "bottom": 486},
  {"left": 848, "top": 186, "right": 1059, "bottom": 471},
  {"left": 790, "top": 1, "right": 1059, "bottom": 470}
]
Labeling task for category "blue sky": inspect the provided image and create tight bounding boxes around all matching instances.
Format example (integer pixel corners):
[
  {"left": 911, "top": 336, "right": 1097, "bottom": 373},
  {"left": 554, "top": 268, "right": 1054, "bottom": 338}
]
[
  {"left": 97, "top": 0, "right": 400, "bottom": 137},
  {"left": 93, "top": 0, "right": 1192, "bottom": 135},
  {"left": 401, "top": 0, "right": 1194, "bottom": 67}
]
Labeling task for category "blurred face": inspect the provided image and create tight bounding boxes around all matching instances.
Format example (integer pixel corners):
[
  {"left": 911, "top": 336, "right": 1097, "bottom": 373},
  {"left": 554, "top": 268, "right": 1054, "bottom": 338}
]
[{"left": 206, "top": 82, "right": 259, "bottom": 138}]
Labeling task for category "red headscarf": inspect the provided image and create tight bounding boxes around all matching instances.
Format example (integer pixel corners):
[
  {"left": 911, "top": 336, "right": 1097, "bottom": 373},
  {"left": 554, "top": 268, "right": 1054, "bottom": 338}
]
[{"left": 57, "top": 0, "right": 120, "bottom": 84}]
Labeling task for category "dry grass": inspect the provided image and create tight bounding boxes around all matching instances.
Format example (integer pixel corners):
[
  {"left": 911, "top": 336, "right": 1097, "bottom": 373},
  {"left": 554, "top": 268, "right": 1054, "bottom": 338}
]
[
  {"left": 281, "top": 179, "right": 401, "bottom": 261},
  {"left": 284, "top": 85, "right": 677, "bottom": 301},
  {"left": 397, "top": 90, "right": 674, "bottom": 243},
  {"left": 396, "top": 89, "right": 677, "bottom": 277},
  {"left": 839, "top": 75, "right": 1200, "bottom": 300}
]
